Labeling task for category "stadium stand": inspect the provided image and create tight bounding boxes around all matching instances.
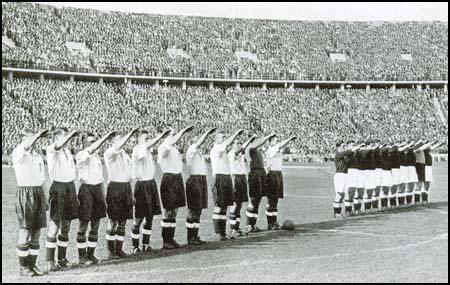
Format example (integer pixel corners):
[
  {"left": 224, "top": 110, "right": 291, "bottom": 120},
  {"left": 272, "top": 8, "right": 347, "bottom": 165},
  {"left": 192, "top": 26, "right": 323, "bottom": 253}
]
[
  {"left": 2, "top": 78, "right": 448, "bottom": 163},
  {"left": 2, "top": 2, "right": 448, "bottom": 81}
]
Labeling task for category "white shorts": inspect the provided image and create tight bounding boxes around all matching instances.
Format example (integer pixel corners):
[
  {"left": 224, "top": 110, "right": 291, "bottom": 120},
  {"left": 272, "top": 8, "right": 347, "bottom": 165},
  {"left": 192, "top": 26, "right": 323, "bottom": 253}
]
[
  {"left": 425, "top": 166, "right": 433, "bottom": 182},
  {"left": 347, "top": 168, "right": 358, "bottom": 188},
  {"left": 381, "top": 170, "right": 393, "bottom": 187},
  {"left": 391, "top": 168, "right": 401, "bottom": 185},
  {"left": 375, "top": 168, "right": 383, "bottom": 187},
  {"left": 408, "top": 166, "right": 418, "bottom": 183},
  {"left": 356, "top": 169, "right": 366, "bottom": 189},
  {"left": 400, "top": 166, "right": 409, "bottom": 184},
  {"left": 334, "top": 173, "right": 347, "bottom": 193},
  {"left": 364, "top": 170, "right": 377, "bottom": 190}
]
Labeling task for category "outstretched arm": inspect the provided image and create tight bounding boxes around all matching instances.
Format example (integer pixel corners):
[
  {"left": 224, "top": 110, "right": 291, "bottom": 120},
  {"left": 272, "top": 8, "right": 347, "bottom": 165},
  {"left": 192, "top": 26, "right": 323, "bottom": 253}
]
[
  {"left": 251, "top": 133, "right": 276, "bottom": 150},
  {"left": 54, "top": 129, "right": 81, "bottom": 151},
  {"left": 169, "top": 125, "right": 194, "bottom": 146},
  {"left": 86, "top": 131, "right": 117, "bottom": 154},
  {"left": 114, "top": 128, "right": 139, "bottom": 152},
  {"left": 235, "top": 135, "right": 257, "bottom": 155},
  {"left": 398, "top": 141, "right": 415, "bottom": 152},
  {"left": 144, "top": 130, "right": 171, "bottom": 150},
  {"left": 24, "top": 129, "right": 49, "bottom": 152},
  {"left": 194, "top": 128, "right": 217, "bottom": 148},
  {"left": 417, "top": 141, "right": 434, "bottom": 151},
  {"left": 430, "top": 141, "right": 445, "bottom": 151},
  {"left": 224, "top": 129, "right": 245, "bottom": 147},
  {"left": 277, "top": 136, "right": 297, "bottom": 149}
]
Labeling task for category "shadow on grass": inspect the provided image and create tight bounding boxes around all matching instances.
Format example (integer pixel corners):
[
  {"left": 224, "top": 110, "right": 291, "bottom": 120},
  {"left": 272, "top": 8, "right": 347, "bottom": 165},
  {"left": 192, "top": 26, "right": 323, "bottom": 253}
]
[{"left": 59, "top": 201, "right": 448, "bottom": 272}]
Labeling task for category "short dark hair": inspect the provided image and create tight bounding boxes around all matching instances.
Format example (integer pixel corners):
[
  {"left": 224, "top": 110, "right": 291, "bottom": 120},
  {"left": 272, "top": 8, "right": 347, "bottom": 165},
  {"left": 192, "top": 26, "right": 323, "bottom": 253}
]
[
  {"left": 138, "top": 130, "right": 149, "bottom": 136},
  {"left": 336, "top": 140, "right": 344, "bottom": 147},
  {"left": 52, "top": 126, "right": 68, "bottom": 135}
]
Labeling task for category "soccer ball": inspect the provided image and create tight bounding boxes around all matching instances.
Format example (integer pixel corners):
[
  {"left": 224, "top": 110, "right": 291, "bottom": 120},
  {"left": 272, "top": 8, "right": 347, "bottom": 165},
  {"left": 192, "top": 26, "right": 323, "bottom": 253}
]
[{"left": 282, "top": 219, "right": 295, "bottom": 230}]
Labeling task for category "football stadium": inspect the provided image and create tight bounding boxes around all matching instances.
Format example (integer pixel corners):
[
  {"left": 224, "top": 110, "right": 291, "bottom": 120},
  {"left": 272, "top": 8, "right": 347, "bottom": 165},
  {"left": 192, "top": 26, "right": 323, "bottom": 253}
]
[{"left": 1, "top": 2, "right": 448, "bottom": 283}]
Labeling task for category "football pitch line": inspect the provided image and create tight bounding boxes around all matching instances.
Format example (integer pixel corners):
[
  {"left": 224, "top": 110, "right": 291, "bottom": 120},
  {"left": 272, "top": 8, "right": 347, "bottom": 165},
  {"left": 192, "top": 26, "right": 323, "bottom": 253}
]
[
  {"left": 301, "top": 228, "right": 434, "bottom": 239},
  {"left": 4, "top": 233, "right": 446, "bottom": 281}
]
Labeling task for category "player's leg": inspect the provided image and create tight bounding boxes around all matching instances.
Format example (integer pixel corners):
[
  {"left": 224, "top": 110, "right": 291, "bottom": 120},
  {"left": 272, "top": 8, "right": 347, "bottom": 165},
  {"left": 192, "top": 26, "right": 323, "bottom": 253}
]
[
  {"left": 106, "top": 219, "right": 118, "bottom": 258},
  {"left": 246, "top": 196, "right": 261, "bottom": 232},
  {"left": 372, "top": 186, "right": 381, "bottom": 210},
  {"left": 415, "top": 182, "right": 423, "bottom": 204},
  {"left": 187, "top": 208, "right": 199, "bottom": 245},
  {"left": 345, "top": 187, "right": 356, "bottom": 216},
  {"left": 364, "top": 188, "right": 374, "bottom": 212},
  {"left": 115, "top": 219, "right": 128, "bottom": 257},
  {"left": 131, "top": 217, "right": 144, "bottom": 254},
  {"left": 142, "top": 215, "right": 154, "bottom": 251},
  {"left": 161, "top": 209, "right": 173, "bottom": 249},
  {"left": 266, "top": 196, "right": 280, "bottom": 229},
  {"left": 45, "top": 220, "right": 60, "bottom": 271},
  {"left": 17, "top": 228, "right": 34, "bottom": 276},
  {"left": 423, "top": 181, "right": 431, "bottom": 203},
  {"left": 193, "top": 209, "right": 204, "bottom": 243},
  {"left": 381, "top": 186, "right": 390, "bottom": 210},
  {"left": 77, "top": 220, "right": 90, "bottom": 264},
  {"left": 389, "top": 184, "right": 398, "bottom": 208},
  {"left": 86, "top": 219, "right": 100, "bottom": 264},
  {"left": 29, "top": 229, "right": 44, "bottom": 275},
  {"left": 56, "top": 219, "right": 72, "bottom": 267}
]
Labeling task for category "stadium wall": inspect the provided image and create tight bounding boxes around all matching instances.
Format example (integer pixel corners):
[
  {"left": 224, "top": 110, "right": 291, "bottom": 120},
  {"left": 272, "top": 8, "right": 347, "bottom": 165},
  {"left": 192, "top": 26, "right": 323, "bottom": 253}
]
[{"left": 2, "top": 67, "right": 448, "bottom": 90}]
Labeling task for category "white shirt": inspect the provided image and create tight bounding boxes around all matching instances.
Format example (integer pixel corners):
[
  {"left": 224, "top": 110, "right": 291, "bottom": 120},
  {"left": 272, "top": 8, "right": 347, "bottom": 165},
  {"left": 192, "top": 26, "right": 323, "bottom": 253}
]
[
  {"left": 132, "top": 143, "right": 156, "bottom": 181},
  {"left": 210, "top": 143, "right": 230, "bottom": 176},
  {"left": 157, "top": 138, "right": 183, "bottom": 174},
  {"left": 186, "top": 144, "right": 207, "bottom": 176},
  {"left": 12, "top": 142, "right": 46, "bottom": 187},
  {"left": 76, "top": 149, "right": 103, "bottom": 185},
  {"left": 266, "top": 145, "right": 283, "bottom": 171},
  {"left": 46, "top": 142, "right": 76, "bottom": 182},
  {"left": 228, "top": 150, "right": 247, "bottom": 175},
  {"left": 104, "top": 146, "right": 132, "bottom": 182}
]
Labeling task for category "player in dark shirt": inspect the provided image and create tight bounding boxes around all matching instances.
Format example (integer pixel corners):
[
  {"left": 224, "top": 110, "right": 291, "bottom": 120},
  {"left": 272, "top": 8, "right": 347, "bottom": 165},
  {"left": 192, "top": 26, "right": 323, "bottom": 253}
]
[
  {"left": 396, "top": 141, "right": 415, "bottom": 206},
  {"left": 343, "top": 141, "right": 365, "bottom": 216},
  {"left": 362, "top": 142, "right": 378, "bottom": 213},
  {"left": 423, "top": 141, "right": 444, "bottom": 203},
  {"left": 372, "top": 142, "right": 383, "bottom": 210},
  {"left": 333, "top": 141, "right": 352, "bottom": 218},
  {"left": 379, "top": 144, "right": 393, "bottom": 210},
  {"left": 353, "top": 148, "right": 366, "bottom": 214}
]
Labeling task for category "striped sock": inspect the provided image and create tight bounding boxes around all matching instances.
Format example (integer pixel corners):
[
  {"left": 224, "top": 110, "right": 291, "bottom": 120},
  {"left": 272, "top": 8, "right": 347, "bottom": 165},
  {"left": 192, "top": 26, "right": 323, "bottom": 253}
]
[
  {"left": 17, "top": 243, "right": 29, "bottom": 267},
  {"left": 142, "top": 224, "right": 152, "bottom": 245},
  {"left": 76, "top": 232, "right": 87, "bottom": 259},
  {"left": 57, "top": 235, "right": 69, "bottom": 261},
  {"left": 29, "top": 241, "right": 40, "bottom": 267},
  {"left": 131, "top": 224, "right": 140, "bottom": 248},
  {"left": 87, "top": 232, "right": 98, "bottom": 256},
  {"left": 105, "top": 229, "right": 116, "bottom": 252},
  {"left": 45, "top": 236, "right": 57, "bottom": 262}
]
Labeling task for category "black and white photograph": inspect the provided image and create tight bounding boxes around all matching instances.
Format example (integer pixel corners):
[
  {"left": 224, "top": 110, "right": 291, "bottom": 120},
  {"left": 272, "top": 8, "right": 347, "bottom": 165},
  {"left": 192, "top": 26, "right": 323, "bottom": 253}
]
[{"left": 1, "top": 1, "right": 448, "bottom": 283}]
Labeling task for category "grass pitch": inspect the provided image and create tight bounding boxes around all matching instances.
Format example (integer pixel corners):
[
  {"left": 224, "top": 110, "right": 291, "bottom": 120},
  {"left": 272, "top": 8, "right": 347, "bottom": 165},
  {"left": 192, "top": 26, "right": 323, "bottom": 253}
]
[{"left": 2, "top": 162, "right": 448, "bottom": 283}]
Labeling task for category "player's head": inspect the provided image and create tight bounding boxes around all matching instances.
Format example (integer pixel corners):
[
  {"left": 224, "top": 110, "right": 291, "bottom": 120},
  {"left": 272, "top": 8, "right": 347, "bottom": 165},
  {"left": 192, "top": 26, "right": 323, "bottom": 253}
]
[
  {"left": 232, "top": 139, "right": 242, "bottom": 150},
  {"left": 138, "top": 130, "right": 149, "bottom": 143},
  {"left": 163, "top": 125, "right": 176, "bottom": 137},
  {"left": 20, "top": 124, "right": 36, "bottom": 143},
  {"left": 346, "top": 139, "right": 355, "bottom": 149},
  {"left": 83, "top": 132, "right": 97, "bottom": 148},
  {"left": 335, "top": 140, "right": 345, "bottom": 151},
  {"left": 111, "top": 131, "right": 124, "bottom": 146},
  {"left": 215, "top": 130, "right": 226, "bottom": 144},
  {"left": 190, "top": 135, "right": 199, "bottom": 145},
  {"left": 269, "top": 135, "right": 278, "bottom": 146},
  {"left": 53, "top": 126, "right": 68, "bottom": 142}
]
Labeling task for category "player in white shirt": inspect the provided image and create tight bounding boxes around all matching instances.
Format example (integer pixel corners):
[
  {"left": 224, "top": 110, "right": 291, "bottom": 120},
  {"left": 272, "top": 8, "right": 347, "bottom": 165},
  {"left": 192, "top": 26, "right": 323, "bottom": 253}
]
[
  {"left": 104, "top": 128, "right": 139, "bottom": 259},
  {"left": 158, "top": 125, "right": 194, "bottom": 250},
  {"left": 12, "top": 126, "right": 49, "bottom": 277},
  {"left": 265, "top": 135, "right": 297, "bottom": 230},
  {"left": 210, "top": 129, "right": 244, "bottom": 240},
  {"left": 45, "top": 127, "right": 81, "bottom": 271},
  {"left": 227, "top": 135, "right": 256, "bottom": 238},
  {"left": 185, "top": 128, "right": 216, "bottom": 245},
  {"left": 75, "top": 131, "right": 116, "bottom": 265},
  {"left": 130, "top": 129, "right": 169, "bottom": 253}
]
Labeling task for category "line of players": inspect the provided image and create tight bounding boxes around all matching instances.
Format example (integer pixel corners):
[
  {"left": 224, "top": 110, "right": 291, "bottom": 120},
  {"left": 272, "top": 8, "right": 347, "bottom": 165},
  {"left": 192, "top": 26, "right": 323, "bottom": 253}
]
[
  {"left": 12, "top": 125, "right": 296, "bottom": 276},
  {"left": 333, "top": 139, "right": 444, "bottom": 217}
]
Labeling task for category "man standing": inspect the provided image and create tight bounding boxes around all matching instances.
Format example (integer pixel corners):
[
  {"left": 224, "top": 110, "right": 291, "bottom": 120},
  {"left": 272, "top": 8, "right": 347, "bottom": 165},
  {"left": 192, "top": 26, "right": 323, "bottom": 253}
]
[
  {"left": 333, "top": 141, "right": 351, "bottom": 218},
  {"left": 228, "top": 135, "right": 256, "bottom": 237},
  {"left": 131, "top": 129, "right": 169, "bottom": 253},
  {"left": 423, "top": 141, "right": 444, "bottom": 204},
  {"left": 414, "top": 140, "right": 433, "bottom": 204},
  {"left": 265, "top": 135, "right": 297, "bottom": 229},
  {"left": 158, "top": 125, "right": 194, "bottom": 249},
  {"left": 76, "top": 131, "right": 116, "bottom": 265},
  {"left": 185, "top": 128, "right": 216, "bottom": 245},
  {"left": 45, "top": 127, "right": 81, "bottom": 271},
  {"left": 245, "top": 133, "right": 276, "bottom": 233},
  {"left": 104, "top": 128, "right": 139, "bottom": 259},
  {"left": 13, "top": 127, "right": 49, "bottom": 276},
  {"left": 210, "top": 129, "right": 244, "bottom": 240}
]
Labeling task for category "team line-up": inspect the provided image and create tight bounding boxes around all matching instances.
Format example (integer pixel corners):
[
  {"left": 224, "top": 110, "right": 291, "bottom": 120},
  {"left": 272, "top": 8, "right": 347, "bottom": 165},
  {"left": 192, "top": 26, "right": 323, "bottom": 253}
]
[{"left": 12, "top": 125, "right": 297, "bottom": 277}]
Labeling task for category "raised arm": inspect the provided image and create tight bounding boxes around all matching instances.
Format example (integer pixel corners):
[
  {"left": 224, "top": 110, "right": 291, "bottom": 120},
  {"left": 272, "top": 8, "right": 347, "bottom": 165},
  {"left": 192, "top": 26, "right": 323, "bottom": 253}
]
[
  {"left": 54, "top": 129, "right": 81, "bottom": 151},
  {"left": 194, "top": 128, "right": 217, "bottom": 148},
  {"left": 86, "top": 131, "right": 117, "bottom": 154},
  {"left": 235, "top": 135, "right": 257, "bottom": 156},
  {"left": 417, "top": 141, "right": 434, "bottom": 151},
  {"left": 223, "top": 129, "right": 245, "bottom": 147},
  {"left": 114, "top": 128, "right": 139, "bottom": 152},
  {"left": 24, "top": 129, "right": 49, "bottom": 152},
  {"left": 398, "top": 141, "right": 415, "bottom": 152},
  {"left": 251, "top": 133, "right": 276, "bottom": 150},
  {"left": 169, "top": 125, "right": 195, "bottom": 146},
  {"left": 277, "top": 136, "right": 297, "bottom": 149},
  {"left": 144, "top": 130, "right": 171, "bottom": 150},
  {"left": 430, "top": 141, "right": 445, "bottom": 151}
]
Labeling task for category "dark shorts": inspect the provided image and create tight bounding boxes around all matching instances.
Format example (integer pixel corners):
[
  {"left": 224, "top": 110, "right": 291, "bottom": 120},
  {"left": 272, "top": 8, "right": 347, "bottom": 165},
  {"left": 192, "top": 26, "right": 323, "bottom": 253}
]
[
  {"left": 212, "top": 174, "right": 234, "bottom": 207},
  {"left": 233, "top": 174, "right": 249, "bottom": 203},
  {"left": 248, "top": 169, "right": 267, "bottom": 198},
  {"left": 186, "top": 175, "right": 208, "bottom": 209},
  {"left": 134, "top": 179, "right": 162, "bottom": 218},
  {"left": 16, "top": 186, "right": 48, "bottom": 229},
  {"left": 78, "top": 183, "right": 107, "bottom": 222},
  {"left": 160, "top": 173, "right": 186, "bottom": 210},
  {"left": 106, "top": 182, "right": 133, "bottom": 220},
  {"left": 49, "top": 181, "right": 79, "bottom": 224},
  {"left": 415, "top": 163, "right": 426, "bottom": 182},
  {"left": 266, "top": 171, "right": 284, "bottom": 199}
]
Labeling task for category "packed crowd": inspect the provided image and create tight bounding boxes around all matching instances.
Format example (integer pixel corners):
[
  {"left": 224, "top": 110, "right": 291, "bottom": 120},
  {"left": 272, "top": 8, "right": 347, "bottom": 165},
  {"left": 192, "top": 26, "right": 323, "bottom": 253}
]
[
  {"left": 2, "top": 78, "right": 448, "bottom": 163},
  {"left": 2, "top": 2, "right": 448, "bottom": 80}
]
